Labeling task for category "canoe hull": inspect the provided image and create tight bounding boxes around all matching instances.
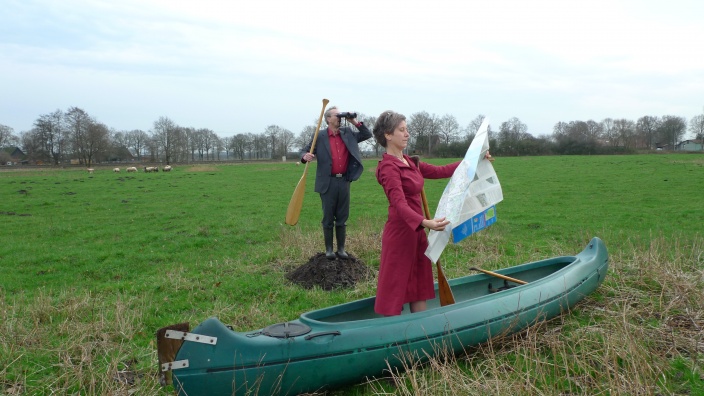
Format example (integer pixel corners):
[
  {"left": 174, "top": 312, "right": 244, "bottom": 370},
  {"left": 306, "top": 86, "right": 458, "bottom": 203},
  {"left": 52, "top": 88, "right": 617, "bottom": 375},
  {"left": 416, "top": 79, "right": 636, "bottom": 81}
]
[{"left": 160, "top": 237, "right": 608, "bottom": 396}]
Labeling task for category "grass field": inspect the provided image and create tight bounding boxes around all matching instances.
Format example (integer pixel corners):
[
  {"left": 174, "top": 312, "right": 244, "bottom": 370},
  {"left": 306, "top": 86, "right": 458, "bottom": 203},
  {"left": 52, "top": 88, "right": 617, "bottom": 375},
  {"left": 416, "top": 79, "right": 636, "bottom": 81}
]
[{"left": 1, "top": 154, "right": 703, "bottom": 395}]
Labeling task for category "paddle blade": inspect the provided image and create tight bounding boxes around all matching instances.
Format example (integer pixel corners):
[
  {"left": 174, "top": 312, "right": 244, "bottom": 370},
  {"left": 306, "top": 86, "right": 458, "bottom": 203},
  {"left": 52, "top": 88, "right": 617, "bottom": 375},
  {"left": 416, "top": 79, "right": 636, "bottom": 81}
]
[
  {"left": 436, "top": 262, "right": 456, "bottom": 306},
  {"left": 285, "top": 171, "right": 308, "bottom": 226}
]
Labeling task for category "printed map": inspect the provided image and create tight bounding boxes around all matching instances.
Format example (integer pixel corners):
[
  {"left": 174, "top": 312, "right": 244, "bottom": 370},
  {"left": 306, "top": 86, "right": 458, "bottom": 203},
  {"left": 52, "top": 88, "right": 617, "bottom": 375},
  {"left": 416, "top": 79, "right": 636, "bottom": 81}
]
[{"left": 425, "top": 118, "right": 503, "bottom": 263}]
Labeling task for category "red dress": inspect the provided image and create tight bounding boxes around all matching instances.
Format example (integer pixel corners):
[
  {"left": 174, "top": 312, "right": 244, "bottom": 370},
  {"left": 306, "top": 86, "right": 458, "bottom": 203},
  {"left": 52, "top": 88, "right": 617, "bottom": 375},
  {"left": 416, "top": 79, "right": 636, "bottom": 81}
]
[{"left": 374, "top": 153, "right": 460, "bottom": 315}]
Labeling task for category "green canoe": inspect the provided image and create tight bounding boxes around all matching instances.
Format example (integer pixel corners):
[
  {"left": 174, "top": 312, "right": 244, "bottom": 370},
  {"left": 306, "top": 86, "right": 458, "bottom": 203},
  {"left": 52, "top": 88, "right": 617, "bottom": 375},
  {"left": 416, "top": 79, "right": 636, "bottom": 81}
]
[{"left": 157, "top": 237, "right": 608, "bottom": 396}]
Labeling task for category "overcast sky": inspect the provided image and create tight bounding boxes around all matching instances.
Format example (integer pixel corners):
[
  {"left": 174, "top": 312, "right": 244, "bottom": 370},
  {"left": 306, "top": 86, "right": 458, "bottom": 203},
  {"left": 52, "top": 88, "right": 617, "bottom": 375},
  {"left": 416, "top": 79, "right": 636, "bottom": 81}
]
[{"left": 2, "top": 0, "right": 703, "bottom": 140}]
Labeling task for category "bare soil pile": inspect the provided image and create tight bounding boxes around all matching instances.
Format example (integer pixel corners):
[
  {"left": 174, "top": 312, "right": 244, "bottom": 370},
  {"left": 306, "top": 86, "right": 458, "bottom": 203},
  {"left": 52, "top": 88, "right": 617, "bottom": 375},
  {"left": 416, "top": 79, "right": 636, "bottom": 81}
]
[{"left": 286, "top": 253, "right": 372, "bottom": 290}]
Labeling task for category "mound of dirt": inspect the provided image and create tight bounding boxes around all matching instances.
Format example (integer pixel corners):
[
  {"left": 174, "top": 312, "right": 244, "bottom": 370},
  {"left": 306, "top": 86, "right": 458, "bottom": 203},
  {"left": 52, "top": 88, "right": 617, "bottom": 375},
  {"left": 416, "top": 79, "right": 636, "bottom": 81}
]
[{"left": 286, "top": 253, "right": 372, "bottom": 290}]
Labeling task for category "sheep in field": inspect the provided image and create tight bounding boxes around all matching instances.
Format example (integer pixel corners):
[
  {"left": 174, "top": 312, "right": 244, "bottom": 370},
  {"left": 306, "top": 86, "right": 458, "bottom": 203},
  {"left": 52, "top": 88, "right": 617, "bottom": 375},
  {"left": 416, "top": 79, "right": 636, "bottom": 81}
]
[
  {"left": 144, "top": 166, "right": 156, "bottom": 172},
  {"left": 163, "top": 165, "right": 172, "bottom": 172},
  {"left": 126, "top": 167, "right": 137, "bottom": 173},
  {"left": 113, "top": 167, "right": 120, "bottom": 173},
  {"left": 87, "top": 168, "right": 94, "bottom": 174}
]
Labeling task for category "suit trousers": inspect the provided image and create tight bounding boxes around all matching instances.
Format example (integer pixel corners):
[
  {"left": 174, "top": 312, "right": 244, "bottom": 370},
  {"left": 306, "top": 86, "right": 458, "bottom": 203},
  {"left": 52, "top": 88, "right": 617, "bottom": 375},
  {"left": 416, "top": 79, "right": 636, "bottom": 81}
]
[{"left": 320, "top": 177, "right": 350, "bottom": 228}]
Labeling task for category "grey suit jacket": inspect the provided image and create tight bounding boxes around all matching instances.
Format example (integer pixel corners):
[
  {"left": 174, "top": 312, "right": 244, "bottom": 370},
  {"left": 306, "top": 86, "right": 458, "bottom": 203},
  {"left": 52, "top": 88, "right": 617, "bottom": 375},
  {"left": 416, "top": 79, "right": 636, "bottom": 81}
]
[{"left": 301, "top": 123, "right": 372, "bottom": 194}]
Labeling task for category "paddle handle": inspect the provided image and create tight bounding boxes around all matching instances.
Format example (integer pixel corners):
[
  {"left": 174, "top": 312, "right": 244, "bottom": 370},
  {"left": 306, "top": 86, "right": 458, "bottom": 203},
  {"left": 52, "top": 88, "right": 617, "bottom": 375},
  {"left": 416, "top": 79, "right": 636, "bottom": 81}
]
[
  {"left": 419, "top": 183, "right": 456, "bottom": 306},
  {"left": 307, "top": 98, "right": 330, "bottom": 156},
  {"left": 470, "top": 267, "right": 528, "bottom": 285}
]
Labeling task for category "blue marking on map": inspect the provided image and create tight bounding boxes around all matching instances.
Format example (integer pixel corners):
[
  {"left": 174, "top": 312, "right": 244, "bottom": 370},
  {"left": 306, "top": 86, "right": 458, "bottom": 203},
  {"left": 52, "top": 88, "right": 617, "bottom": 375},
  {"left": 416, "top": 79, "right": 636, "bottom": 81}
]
[{"left": 452, "top": 205, "right": 497, "bottom": 243}]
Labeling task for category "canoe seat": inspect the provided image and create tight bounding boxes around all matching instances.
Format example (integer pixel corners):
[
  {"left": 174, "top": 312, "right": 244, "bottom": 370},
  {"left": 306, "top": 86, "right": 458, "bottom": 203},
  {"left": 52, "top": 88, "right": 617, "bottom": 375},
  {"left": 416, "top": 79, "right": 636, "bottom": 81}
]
[
  {"left": 488, "top": 280, "right": 518, "bottom": 294},
  {"left": 262, "top": 322, "right": 312, "bottom": 338}
]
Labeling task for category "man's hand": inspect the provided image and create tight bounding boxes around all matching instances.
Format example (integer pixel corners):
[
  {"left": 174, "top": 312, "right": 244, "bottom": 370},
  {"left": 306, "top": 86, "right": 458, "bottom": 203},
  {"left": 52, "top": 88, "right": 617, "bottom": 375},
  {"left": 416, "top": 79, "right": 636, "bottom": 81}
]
[{"left": 302, "top": 153, "right": 315, "bottom": 162}]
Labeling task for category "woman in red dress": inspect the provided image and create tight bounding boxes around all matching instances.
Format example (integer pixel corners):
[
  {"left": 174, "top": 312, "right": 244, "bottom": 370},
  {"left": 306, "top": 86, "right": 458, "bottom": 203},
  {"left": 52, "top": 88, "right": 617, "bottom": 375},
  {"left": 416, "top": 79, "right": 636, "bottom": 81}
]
[{"left": 372, "top": 111, "right": 461, "bottom": 316}]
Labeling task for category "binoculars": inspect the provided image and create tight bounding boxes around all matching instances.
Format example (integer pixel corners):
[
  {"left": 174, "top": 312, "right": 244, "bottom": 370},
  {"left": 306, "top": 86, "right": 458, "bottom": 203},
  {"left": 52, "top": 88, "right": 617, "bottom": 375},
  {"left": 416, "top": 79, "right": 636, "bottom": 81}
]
[{"left": 336, "top": 112, "right": 357, "bottom": 119}]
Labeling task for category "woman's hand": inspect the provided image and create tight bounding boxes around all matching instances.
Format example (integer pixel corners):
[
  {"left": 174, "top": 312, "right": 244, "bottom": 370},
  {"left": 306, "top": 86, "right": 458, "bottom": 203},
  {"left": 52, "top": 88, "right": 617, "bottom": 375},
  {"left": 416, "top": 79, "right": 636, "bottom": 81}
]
[{"left": 422, "top": 217, "right": 450, "bottom": 231}]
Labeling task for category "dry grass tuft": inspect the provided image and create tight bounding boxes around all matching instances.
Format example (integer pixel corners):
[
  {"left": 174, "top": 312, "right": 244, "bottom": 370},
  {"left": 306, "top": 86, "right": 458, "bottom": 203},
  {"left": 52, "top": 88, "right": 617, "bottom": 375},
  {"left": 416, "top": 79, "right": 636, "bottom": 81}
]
[
  {"left": 364, "top": 235, "right": 704, "bottom": 395},
  {"left": 1, "top": 290, "right": 162, "bottom": 395},
  {"left": 278, "top": 214, "right": 384, "bottom": 268},
  {"left": 186, "top": 165, "right": 218, "bottom": 172}
]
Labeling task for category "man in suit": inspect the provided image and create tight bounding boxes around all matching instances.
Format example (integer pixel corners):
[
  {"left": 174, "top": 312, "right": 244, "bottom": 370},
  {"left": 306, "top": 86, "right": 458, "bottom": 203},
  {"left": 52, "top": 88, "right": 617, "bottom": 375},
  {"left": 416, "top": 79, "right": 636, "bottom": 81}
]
[{"left": 301, "top": 106, "right": 372, "bottom": 259}]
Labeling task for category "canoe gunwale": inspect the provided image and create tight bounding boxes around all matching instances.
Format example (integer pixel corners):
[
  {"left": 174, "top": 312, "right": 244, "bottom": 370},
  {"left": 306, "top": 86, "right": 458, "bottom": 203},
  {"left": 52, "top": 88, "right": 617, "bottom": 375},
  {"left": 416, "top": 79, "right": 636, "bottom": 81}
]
[
  {"left": 197, "top": 260, "right": 606, "bottom": 374},
  {"left": 298, "top": 255, "right": 583, "bottom": 327}
]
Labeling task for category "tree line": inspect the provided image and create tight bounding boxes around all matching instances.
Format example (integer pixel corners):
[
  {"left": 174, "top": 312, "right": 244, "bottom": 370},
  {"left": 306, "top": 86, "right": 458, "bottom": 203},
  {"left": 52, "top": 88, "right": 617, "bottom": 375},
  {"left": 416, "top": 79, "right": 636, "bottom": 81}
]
[{"left": 1, "top": 107, "right": 703, "bottom": 166}]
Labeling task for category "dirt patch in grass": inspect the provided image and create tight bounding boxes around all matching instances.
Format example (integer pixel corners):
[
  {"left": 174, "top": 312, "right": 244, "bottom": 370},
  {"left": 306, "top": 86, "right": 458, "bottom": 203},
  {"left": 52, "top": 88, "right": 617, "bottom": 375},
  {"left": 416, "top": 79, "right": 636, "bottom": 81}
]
[
  {"left": 286, "top": 253, "right": 372, "bottom": 290},
  {"left": 188, "top": 165, "right": 218, "bottom": 172}
]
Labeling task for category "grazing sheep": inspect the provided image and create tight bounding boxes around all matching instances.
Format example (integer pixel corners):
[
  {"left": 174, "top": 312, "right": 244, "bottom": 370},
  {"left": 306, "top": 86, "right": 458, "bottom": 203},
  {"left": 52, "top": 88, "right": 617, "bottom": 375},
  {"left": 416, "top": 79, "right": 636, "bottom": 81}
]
[
  {"left": 87, "top": 168, "right": 94, "bottom": 174},
  {"left": 113, "top": 167, "right": 120, "bottom": 173},
  {"left": 163, "top": 165, "right": 172, "bottom": 172},
  {"left": 126, "top": 167, "right": 137, "bottom": 173},
  {"left": 144, "top": 166, "right": 156, "bottom": 173}
]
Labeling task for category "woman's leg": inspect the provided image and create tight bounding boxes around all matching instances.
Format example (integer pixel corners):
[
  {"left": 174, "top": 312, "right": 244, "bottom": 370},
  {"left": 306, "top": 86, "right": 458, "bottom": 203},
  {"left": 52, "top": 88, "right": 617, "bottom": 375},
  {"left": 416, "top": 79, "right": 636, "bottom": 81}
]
[{"left": 409, "top": 300, "right": 427, "bottom": 313}]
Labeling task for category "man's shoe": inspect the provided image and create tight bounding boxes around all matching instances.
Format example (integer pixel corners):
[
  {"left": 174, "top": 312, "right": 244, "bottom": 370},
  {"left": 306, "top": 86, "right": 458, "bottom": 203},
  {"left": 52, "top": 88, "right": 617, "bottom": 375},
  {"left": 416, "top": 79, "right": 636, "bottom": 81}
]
[
  {"left": 335, "top": 225, "right": 349, "bottom": 259},
  {"left": 324, "top": 227, "right": 336, "bottom": 260}
]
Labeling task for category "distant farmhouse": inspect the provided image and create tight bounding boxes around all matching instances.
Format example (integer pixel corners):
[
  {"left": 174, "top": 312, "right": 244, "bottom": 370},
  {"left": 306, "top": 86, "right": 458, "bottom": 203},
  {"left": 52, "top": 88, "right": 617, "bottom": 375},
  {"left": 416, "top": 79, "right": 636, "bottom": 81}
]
[
  {"left": 1, "top": 146, "right": 26, "bottom": 165},
  {"left": 676, "top": 139, "right": 703, "bottom": 152},
  {"left": 107, "top": 146, "right": 136, "bottom": 163}
]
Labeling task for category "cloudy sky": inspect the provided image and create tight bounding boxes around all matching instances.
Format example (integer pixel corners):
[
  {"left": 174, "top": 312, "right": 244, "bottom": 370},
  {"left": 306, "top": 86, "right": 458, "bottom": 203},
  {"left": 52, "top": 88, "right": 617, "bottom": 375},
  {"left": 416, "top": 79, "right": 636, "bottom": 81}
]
[{"left": 2, "top": 0, "right": 703, "bottom": 140}]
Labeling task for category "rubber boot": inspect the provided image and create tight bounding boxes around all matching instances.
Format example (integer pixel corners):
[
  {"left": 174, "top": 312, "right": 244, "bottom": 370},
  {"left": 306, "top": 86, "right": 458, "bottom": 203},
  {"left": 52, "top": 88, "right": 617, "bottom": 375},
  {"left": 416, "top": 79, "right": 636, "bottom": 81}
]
[
  {"left": 335, "top": 225, "right": 349, "bottom": 259},
  {"left": 324, "top": 227, "right": 336, "bottom": 260}
]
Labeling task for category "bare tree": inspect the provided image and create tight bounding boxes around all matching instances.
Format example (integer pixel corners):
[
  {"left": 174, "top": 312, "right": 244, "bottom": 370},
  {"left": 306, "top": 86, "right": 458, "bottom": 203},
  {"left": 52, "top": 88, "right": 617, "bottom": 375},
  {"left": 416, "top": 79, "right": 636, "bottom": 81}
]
[
  {"left": 190, "top": 128, "right": 207, "bottom": 160},
  {"left": 182, "top": 127, "right": 198, "bottom": 162},
  {"left": 126, "top": 129, "right": 149, "bottom": 160},
  {"left": 465, "top": 114, "right": 486, "bottom": 142},
  {"left": 0, "top": 124, "right": 16, "bottom": 147},
  {"left": 222, "top": 136, "right": 233, "bottom": 159},
  {"left": 601, "top": 118, "right": 617, "bottom": 147},
  {"left": 65, "top": 107, "right": 109, "bottom": 166},
  {"left": 658, "top": 115, "right": 687, "bottom": 148},
  {"left": 20, "top": 130, "right": 45, "bottom": 162},
  {"left": 231, "top": 133, "right": 250, "bottom": 160},
  {"left": 689, "top": 114, "right": 704, "bottom": 149},
  {"left": 359, "top": 114, "right": 378, "bottom": 156},
  {"left": 33, "top": 110, "right": 67, "bottom": 165},
  {"left": 112, "top": 130, "right": 128, "bottom": 149},
  {"left": 296, "top": 125, "right": 316, "bottom": 154},
  {"left": 245, "top": 133, "right": 258, "bottom": 159},
  {"left": 252, "top": 133, "right": 268, "bottom": 159},
  {"left": 203, "top": 129, "right": 219, "bottom": 160},
  {"left": 497, "top": 117, "right": 528, "bottom": 155},
  {"left": 585, "top": 120, "right": 602, "bottom": 140},
  {"left": 636, "top": 116, "right": 660, "bottom": 149},
  {"left": 553, "top": 121, "right": 568, "bottom": 137},
  {"left": 213, "top": 133, "right": 224, "bottom": 160},
  {"left": 613, "top": 119, "right": 636, "bottom": 149},
  {"left": 278, "top": 128, "right": 295, "bottom": 158},
  {"left": 407, "top": 111, "right": 438, "bottom": 155},
  {"left": 552, "top": 119, "right": 603, "bottom": 154},
  {"left": 437, "top": 114, "right": 460, "bottom": 145},
  {"left": 152, "top": 116, "right": 179, "bottom": 164},
  {"left": 261, "top": 125, "right": 294, "bottom": 159}
]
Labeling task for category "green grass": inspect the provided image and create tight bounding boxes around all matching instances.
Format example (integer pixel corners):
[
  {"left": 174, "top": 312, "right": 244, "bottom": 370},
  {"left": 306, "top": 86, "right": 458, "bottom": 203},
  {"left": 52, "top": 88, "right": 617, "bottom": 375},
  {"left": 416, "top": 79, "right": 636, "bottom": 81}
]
[{"left": 1, "top": 154, "right": 703, "bottom": 395}]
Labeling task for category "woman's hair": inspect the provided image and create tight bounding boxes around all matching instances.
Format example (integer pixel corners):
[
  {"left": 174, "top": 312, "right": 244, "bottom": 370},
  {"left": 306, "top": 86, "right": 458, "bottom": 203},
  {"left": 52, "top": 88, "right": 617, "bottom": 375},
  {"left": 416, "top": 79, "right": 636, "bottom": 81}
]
[{"left": 372, "top": 110, "right": 406, "bottom": 147}]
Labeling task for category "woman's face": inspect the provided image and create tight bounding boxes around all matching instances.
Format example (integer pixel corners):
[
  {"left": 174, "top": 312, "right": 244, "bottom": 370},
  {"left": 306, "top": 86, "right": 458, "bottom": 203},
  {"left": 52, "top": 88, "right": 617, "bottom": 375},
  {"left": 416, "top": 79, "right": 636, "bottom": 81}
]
[{"left": 386, "top": 120, "right": 409, "bottom": 150}]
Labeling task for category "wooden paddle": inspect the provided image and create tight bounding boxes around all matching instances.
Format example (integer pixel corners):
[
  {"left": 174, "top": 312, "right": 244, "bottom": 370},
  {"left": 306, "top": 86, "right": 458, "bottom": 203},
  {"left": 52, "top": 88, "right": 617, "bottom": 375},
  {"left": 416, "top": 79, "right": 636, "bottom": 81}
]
[
  {"left": 469, "top": 267, "right": 527, "bottom": 285},
  {"left": 285, "top": 98, "right": 329, "bottom": 226},
  {"left": 414, "top": 158, "right": 456, "bottom": 306}
]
